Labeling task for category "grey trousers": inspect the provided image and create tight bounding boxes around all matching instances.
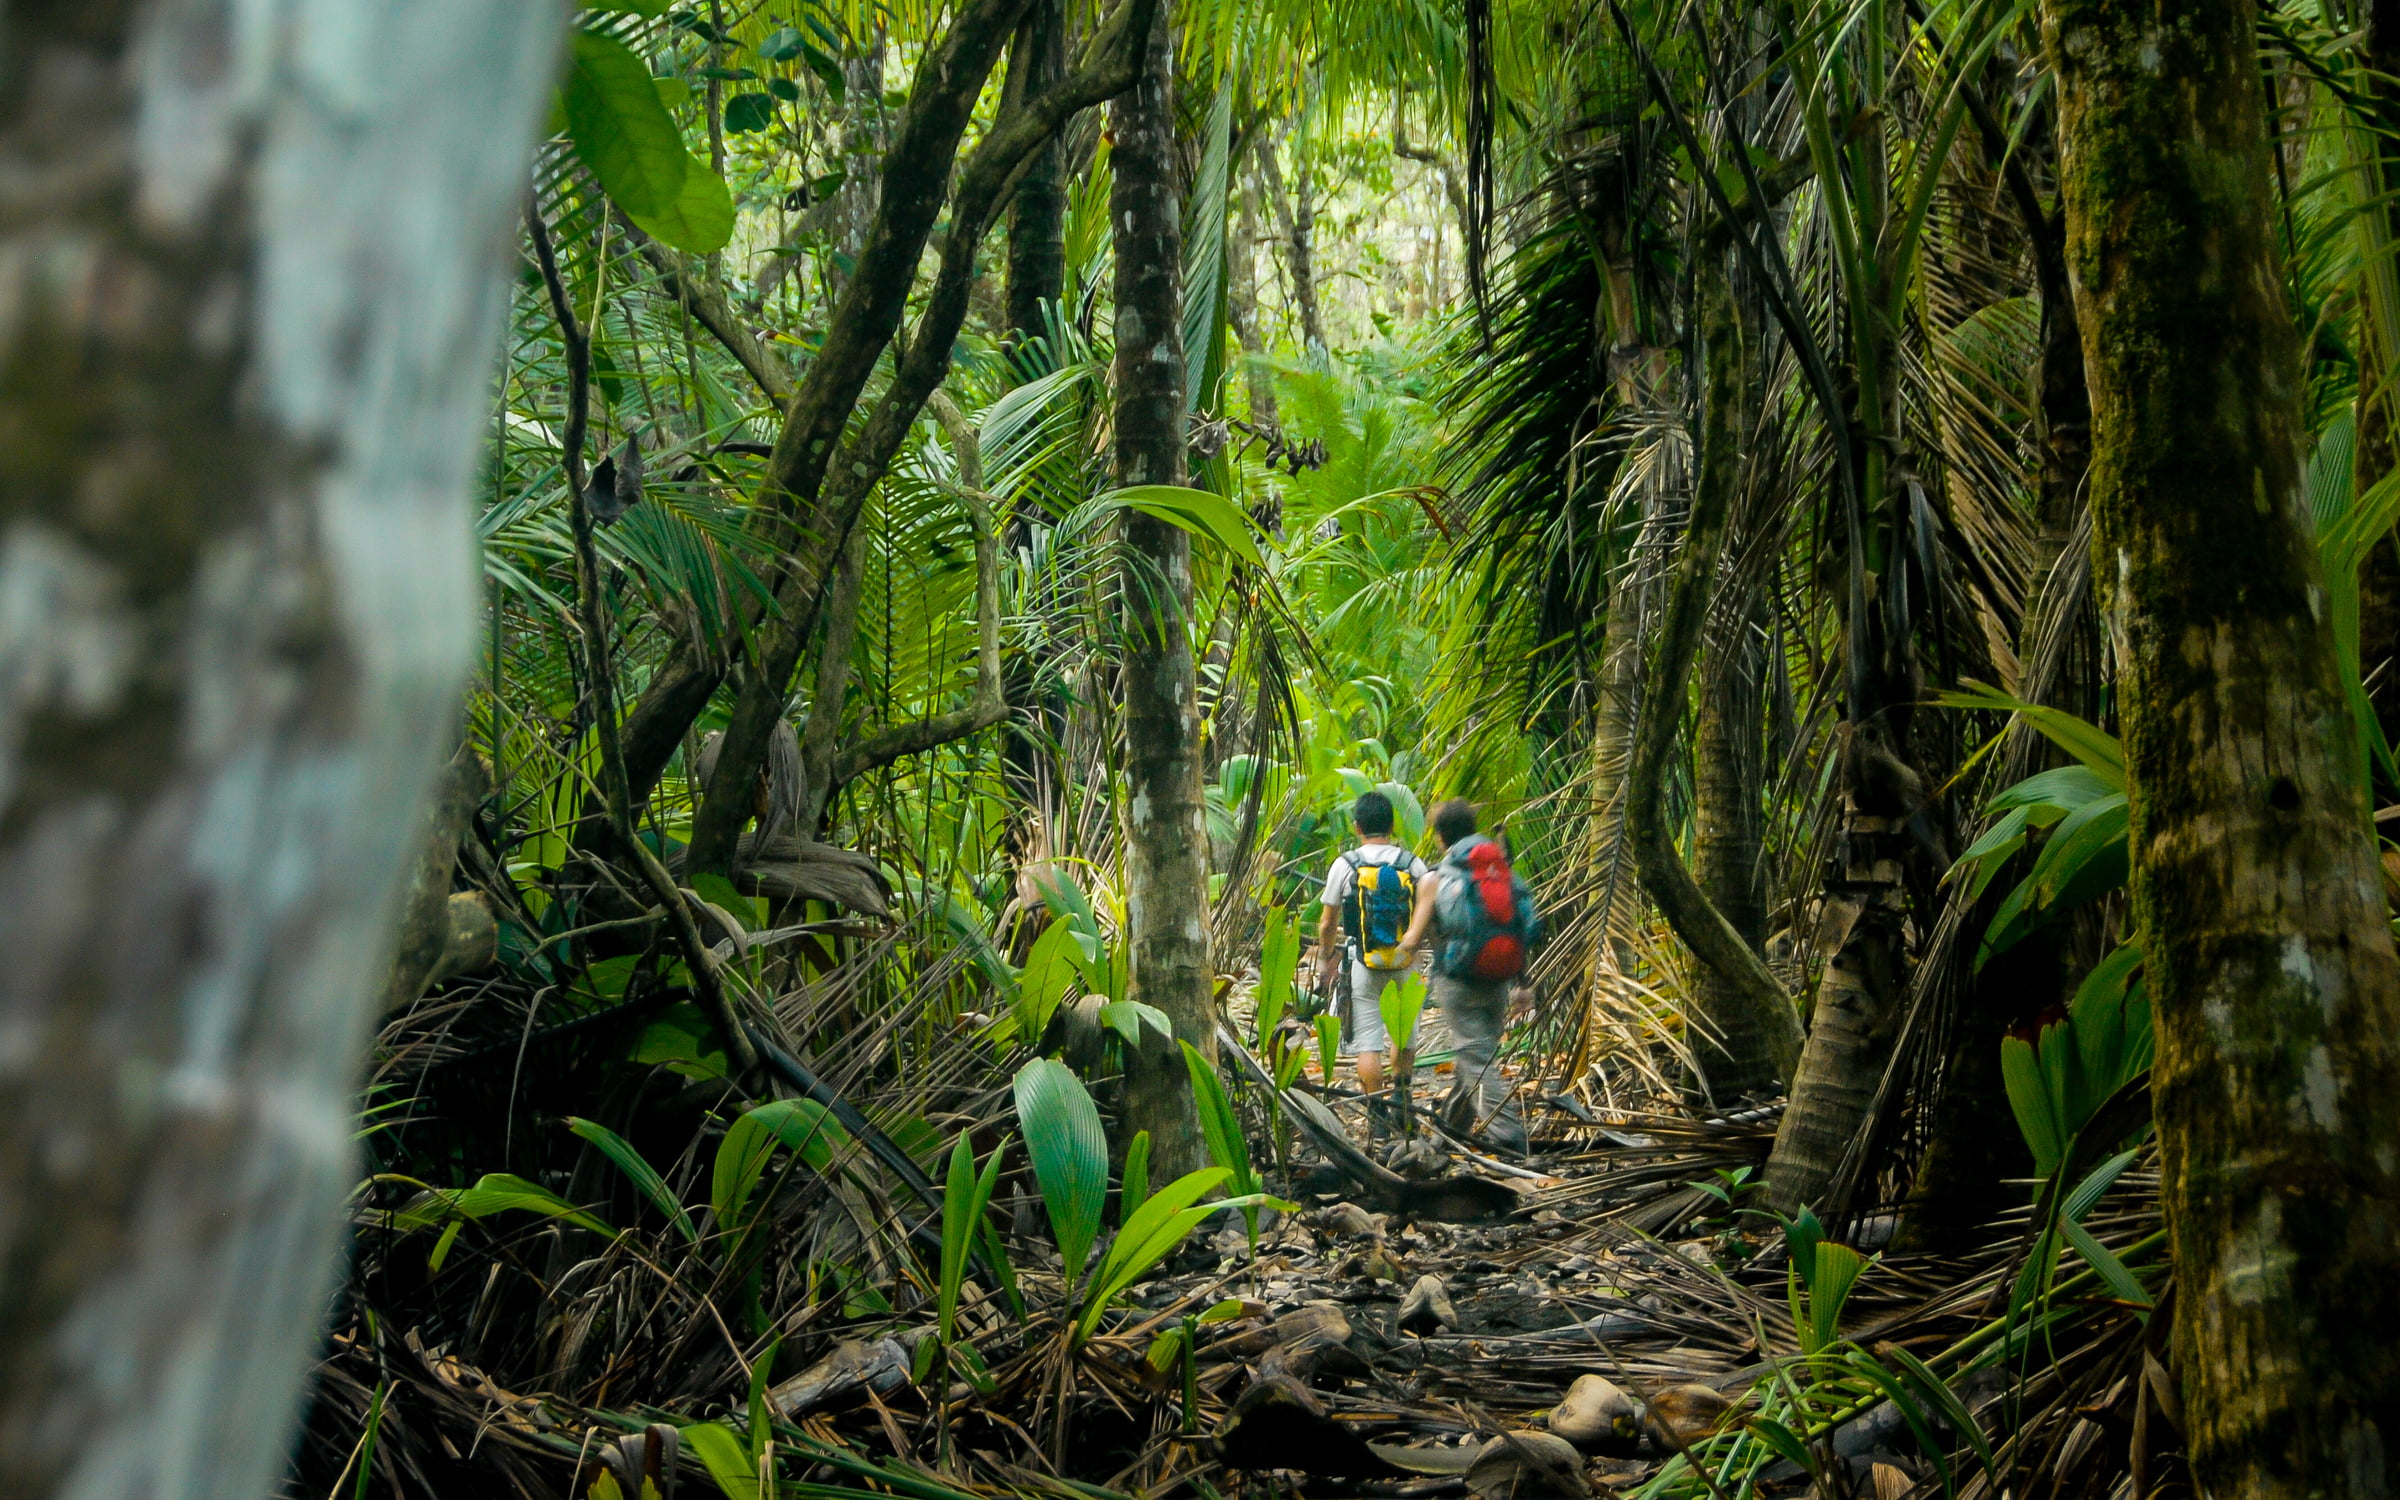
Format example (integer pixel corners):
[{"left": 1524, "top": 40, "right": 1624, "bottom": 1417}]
[{"left": 1432, "top": 973, "right": 1524, "bottom": 1150}]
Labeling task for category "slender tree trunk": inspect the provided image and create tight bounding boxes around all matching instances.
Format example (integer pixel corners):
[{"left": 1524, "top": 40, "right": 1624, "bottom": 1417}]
[
  {"left": 1230, "top": 176, "right": 1279, "bottom": 428},
  {"left": 0, "top": 4, "right": 553, "bottom": 1494},
  {"left": 1257, "top": 141, "right": 1324, "bottom": 352},
  {"left": 1111, "top": 0, "right": 1211, "bottom": 1176},
  {"left": 2038, "top": 3, "right": 2400, "bottom": 1493},
  {"left": 997, "top": 0, "right": 1070, "bottom": 907},
  {"left": 798, "top": 529, "right": 869, "bottom": 834},
  {"left": 1690, "top": 591, "right": 1779, "bottom": 1102},
  {"left": 1003, "top": 0, "right": 1066, "bottom": 352},
  {"left": 1628, "top": 255, "right": 1803, "bottom": 1087}
]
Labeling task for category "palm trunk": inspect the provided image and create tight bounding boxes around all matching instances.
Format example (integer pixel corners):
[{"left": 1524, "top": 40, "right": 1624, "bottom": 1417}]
[
  {"left": 1757, "top": 834, "right": 1908, "bottom": 1214},
  {"left": 1690, "top": 591, "right": 1779, "bottom": 1102},
  {"left": 1110, "top": 0, "right": 1212, "bottom": 1178},
  {"left": 0, "top": 4, "right": 553, "bottom": 1493},
  {"left": 2038, "top": 2, "right": 2400, "bottom": 1492},
  {"left": 1627, "top": 255, "right": 1803, "bottom": 1087}
]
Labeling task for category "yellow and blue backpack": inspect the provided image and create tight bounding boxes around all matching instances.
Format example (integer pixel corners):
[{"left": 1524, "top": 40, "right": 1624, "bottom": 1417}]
[{"left": 1339, "top": 852, "right": 1418, "bottom": 971}]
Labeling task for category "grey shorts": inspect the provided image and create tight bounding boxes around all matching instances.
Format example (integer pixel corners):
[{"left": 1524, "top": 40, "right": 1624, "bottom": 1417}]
[{"left": 1346, "top": 960, "right": 1412, "bottom": 1054}]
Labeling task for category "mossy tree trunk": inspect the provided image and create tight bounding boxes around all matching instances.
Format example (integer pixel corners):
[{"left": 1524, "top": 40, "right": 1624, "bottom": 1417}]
[
  {"left": 1110, "top": 0, "right": 1212, "bottom": 1177},
  {"left": 2038, "top": 2, "right": 2400, "bottom": 1492},
  {"left": 0, "top": 3, "right": 554, "bottom": 1493}
]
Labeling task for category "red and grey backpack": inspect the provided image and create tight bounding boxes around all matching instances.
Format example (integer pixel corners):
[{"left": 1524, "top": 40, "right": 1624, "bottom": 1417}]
[{"left": 1433, "top": 835, "right": 1542, "bottom": 980}]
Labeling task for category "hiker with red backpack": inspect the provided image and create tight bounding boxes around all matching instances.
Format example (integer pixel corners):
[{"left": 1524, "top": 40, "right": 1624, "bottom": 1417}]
[
  {"left": 1399, "top": 798, "right": 1543, "bottom": 1152},
  {"left": 1313, "top": 790, "right": 1431, "bottom": 1105}
]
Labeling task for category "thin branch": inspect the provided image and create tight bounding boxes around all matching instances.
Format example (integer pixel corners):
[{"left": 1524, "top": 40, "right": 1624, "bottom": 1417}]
[{"left": 525, "top": 195, "right": 758, "bottom": 1077}]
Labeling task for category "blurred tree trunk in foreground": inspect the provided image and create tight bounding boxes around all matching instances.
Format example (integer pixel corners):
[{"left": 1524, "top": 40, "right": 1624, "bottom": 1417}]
[{"left": 0, "top": 3, "right": 554, "bottom": 1495}]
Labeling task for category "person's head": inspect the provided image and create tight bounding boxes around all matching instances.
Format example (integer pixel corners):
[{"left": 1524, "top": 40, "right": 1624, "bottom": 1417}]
[
  {"left": 1352, "top": 789, "right": 1395, "bottom": 838},
  {"left": 1431, "top": 798, "right": 1478, "bottom": 848}
]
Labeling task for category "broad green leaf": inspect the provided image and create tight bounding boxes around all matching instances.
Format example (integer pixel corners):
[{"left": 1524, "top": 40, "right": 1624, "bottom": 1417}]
[
  {"left": 630, "top": 1002, "right": 731, "bottom": 1079},
  {"left": 1121, "top": 1130, "right": 1151, "bottom": 1224},
  {"left": 585, "top": 0, "right": 669, "bottom": 13},
  {"left": 1988, "top": 764, "right": 2118, "bottom": 815},
  {"left": 627, "top": 161, "right": 736, "bottom": 255},
  {"left": 711, "top": 1099, "right": 849, "bottom": 1236},
  {"left": 1078, "top": 1167, "right": 1236, "bottom": 1339},
  {"left": 568, "top": 1116, "right": 696, "bottom": 1242},
  {"left": 2062, "top": 1148, "right": 2142, "bottom": 1222},
  {"left": 1181, "top": 1042, "right": 1255, "bottom": 1196},
  {"left": 678, "top": 1421, "right": 758, "bottom": 1500},
  {"left": 1013, "top": 1059, "right": 1108, "bottom": 1285},
  {"left": 564, "top": 31, "right": 689, "bottom": 217},
  {"left": 1376, "top": 780, "right": 1427, "bottom": 843},
  {"left": 1018, "top": 917, "right": 1082, "bottom": 1041},
  {"left": 1102, "top": 484, "right": 1266, "bottom": 566},
  {"left": 1256, "top": 906, "right": 1298, "bottom": 1046},
  {"left": 2025, "top": 793, "right": 2129, "bottom": 909},
  {"left": 689, "top": 872, "right": 761, "bottom": 932},
  {"left": 1101, "top": 999, "right": 1172, "bottom": 1047},
  {"left": 2002, "top": 1035, "right": 2064, "bottom": 1178},
  {"left": 1807, "top": 1242, "right": 1867, "bottom": 1353},
  {"left": 394, "top": 1172, "right": 614, "bottom": 1236},
  {"left": 1378, "top": 972, "right": 1430, "bottom": 1054},
  {"left": 723, "top": 93, "right": 779, "bottom": 134},
  {"left": 1933, "top": 683, "right": 2124, "bottom": 787},
  {"left": 940, "top": 1135, "right": 1006, "bottom": 1341},
  {"left": 1078, "top": 1192, "right": 1291, "bottom": 1342},
  {"left": 1146, "top": 1325, "right": 1188, "bottom": 1373}
]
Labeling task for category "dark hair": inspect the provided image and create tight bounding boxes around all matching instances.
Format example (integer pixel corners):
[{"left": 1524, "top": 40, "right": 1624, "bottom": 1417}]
[
  {"left": 1351, "top": 789, "right": 1395, "bottom": 837},
  {"left": 1431, "top": 798, "right": 1478, "bottom": 847}
]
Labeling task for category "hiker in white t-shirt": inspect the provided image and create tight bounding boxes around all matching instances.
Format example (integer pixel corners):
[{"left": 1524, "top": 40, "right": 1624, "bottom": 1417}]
[{"left": 1313, "top": 790, "right": 1431, "bottom": 1098}]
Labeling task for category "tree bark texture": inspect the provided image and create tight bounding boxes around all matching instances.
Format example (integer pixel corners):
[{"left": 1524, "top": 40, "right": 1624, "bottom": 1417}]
[
  {"left": 2039, "top": 3, "right": 2400, "bottom": 1493},
  {"left": 1690, "top": 591, "right": 1780, "bottom": 1102},
  {"left": 1627, "top": 258, "right": 1803, "bottom": 1086},
  {"left": 1003, "top": 0, "right": 1067, "bottom": 352},
  {"left": 0, "top": 3, "right": 554, "bottom": 1495},
  {"left": 1110, "top": 0, "right": 1212, "bottom": 1178}
]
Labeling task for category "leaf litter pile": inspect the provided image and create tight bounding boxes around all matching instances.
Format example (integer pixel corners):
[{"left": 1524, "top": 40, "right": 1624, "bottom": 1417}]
[{"left": 303, "top": 929, "right": 2176, "bottom": 1500}]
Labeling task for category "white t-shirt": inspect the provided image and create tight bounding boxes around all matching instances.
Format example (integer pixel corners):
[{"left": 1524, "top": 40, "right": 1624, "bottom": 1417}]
[{"left": 1320, "top": 843, "right": 1431, "bottom": 910}]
